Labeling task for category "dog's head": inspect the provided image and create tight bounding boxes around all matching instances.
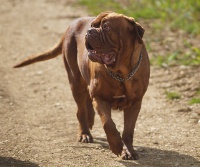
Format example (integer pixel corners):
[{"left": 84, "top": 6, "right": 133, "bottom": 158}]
[{"left": 85, "top": 11, "right": 144, "bottom": 69}]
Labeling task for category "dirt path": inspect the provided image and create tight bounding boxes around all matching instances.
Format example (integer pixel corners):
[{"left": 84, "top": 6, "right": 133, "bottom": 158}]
[{"left": 0, "top": 0, "right": 199, "bottom": 167}]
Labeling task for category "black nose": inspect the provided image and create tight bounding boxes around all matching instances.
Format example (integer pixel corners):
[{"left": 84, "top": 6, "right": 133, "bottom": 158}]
[{"left": 87, "top": 28, "right": 96, "bottom": 35}]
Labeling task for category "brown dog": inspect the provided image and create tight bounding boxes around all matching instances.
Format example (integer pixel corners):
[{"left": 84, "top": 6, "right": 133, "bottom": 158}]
[{"left": 14, "top": 11, "right": 150, "bottom": 160}]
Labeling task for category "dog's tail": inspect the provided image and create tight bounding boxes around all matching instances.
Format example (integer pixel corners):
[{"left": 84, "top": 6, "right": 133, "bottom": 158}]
[{"left": 13, "top": 34, "right": 65, "bottom": 68}]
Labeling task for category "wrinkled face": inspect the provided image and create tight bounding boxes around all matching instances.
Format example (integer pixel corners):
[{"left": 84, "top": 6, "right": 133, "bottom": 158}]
[{"left": 85, "top": 12, "right": 144, "bottom": 68}]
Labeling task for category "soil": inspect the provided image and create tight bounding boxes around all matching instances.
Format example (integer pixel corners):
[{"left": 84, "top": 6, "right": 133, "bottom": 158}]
[{"left": 0, "top": 0, "right": 199, "bottom": 167}]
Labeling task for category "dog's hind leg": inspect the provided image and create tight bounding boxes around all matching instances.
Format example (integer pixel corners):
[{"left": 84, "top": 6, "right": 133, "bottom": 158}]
[
  {"left": 63, "top": 55, "right": 93, "bottom": 143},
  {"left": 86, "top": 94, "right": 95, "bottom": 130}
]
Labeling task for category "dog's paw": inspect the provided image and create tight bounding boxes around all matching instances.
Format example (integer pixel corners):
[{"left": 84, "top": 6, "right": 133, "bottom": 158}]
[
  {"left": 121, "top": 147, "right": 139, "bottom": 160},
  {"left": 108, "top": 137, "right": 123, "bottom": 156},
  {"left": 78, "top": 134, "right": 93, "bottom": 143}
]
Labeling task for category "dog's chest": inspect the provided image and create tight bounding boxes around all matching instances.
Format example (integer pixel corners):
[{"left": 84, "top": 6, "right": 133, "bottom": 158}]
[
  {"left": 112, "top": 81, "right": 126, "bottom": 96},
  {"left": 89, "top": 77, "right": 127, "bottom": 100},
  {"left": 110, "top": 82, "right": 133, "bottom": 110}
]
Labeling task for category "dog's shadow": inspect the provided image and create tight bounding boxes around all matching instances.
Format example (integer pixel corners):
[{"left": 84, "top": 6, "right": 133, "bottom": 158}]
[
  {"left": 0, "top": 157, "right": 39, "bottom": 167},
  {"left": 95, "top": 137, "right": 200, "bottom": 167}
]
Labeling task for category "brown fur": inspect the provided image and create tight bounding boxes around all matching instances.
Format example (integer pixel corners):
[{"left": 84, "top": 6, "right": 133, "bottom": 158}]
[{"left": 14, "top": 12, "right": 150, "bottom": 160}]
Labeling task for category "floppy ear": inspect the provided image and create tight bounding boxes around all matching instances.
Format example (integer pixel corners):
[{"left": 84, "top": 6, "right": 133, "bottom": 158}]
[
  {"left": 91, "top": 11, "right": 113, "bottom": 27},
  {"left": 126, "top": 17, "right": 145, "bottom": 44},
  {"left": 135, "top": 22, "right": 145, "bottom": 40}
]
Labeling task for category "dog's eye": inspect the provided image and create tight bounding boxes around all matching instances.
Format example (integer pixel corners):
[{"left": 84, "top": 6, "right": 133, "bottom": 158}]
[{"left": 103, "top": 23, "right": 110, "bottom": 30}]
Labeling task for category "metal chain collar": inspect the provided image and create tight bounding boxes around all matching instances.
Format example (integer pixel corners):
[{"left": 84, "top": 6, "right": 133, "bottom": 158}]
[{"left": 106, "top": 53, "right": 142, "bottom": 82}]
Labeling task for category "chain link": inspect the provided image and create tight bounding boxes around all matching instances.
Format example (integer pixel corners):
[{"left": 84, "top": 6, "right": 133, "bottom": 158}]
[{"left": 107, "top": 53, "right": 142, "bottom": 82}]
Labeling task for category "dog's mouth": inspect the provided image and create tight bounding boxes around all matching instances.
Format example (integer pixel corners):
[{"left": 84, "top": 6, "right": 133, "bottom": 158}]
[{"left": 85, "top": 41, "right": 116, "bottom": 66}]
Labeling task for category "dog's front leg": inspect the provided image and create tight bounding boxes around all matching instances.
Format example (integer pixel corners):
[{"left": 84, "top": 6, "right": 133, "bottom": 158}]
[
  {"left": 93, "top": 97, "right": 123, "bottom": 156},
  {"left": 121, "top": 99, "right": 142, "bottom": 160}
]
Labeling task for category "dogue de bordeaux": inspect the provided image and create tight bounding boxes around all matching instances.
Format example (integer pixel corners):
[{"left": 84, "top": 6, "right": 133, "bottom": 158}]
[{"left": 14, "top": 11, "right": 150, "bottom": 160}]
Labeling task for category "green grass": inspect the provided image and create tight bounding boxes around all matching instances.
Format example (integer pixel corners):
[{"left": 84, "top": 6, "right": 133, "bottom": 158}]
[
  {"left": 79, "top": 0, "right": 200, "bottom": 34},
  {"left": 151, "top": 46, "right": 200, "bottom": 67},
  {"left": 189, "top": 98, "right": 200, "bottom": 105},
  {"left": 150, "top": 52, "right": 179, "bottom": 67},
  {"left": 166, "top": 91, "right": 181, "bottom": 100},
  {"left": 189, "top": 89, "right": 200, "bottom": 105}
]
